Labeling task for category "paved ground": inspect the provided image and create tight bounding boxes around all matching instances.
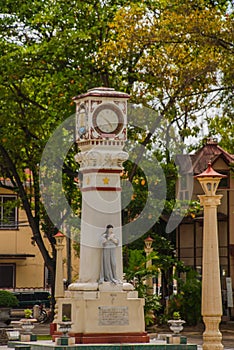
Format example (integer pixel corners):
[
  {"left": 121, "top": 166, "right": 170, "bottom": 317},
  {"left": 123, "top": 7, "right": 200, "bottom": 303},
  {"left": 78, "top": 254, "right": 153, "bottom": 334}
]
[
  {"left": 184, "top": 328, "right": 234, "bottom": 349},
  {"left": 1, "top": 322, "right": 234, "bottom": 349},
  {"left": 153, "top": 322, "right": 234, "bottom": 349}
]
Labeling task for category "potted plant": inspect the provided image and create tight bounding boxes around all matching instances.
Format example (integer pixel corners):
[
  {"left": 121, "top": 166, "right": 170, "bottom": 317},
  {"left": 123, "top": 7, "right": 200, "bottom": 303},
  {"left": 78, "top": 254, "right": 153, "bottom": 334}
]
[
  {"left": 172, "top": 311, "right": 181, "bottom": 320},
  {"left": 20, "top": 308, "right": 37, "bottom": 333},
  {"left": 0, "top": 290, "right": 18, "bottom": 326},
  {"left": 168, "top": 311, "right": 186, "bottom": 334},
  {"left": 24, "top": 309, "right": 33, "bottom": 319},
  {"left": 58, "top": 315, "right": 72, "bottom": 336}
]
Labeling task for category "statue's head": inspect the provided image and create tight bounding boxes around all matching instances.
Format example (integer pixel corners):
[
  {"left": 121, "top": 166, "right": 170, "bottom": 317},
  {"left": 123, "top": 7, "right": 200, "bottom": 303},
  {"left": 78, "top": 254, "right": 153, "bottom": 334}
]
[
  {"left": 106, "top": 224, "right": 114, "bottom": 234},
  {"left": 106, "top": 224, "right": 113, "bottom": 229}
]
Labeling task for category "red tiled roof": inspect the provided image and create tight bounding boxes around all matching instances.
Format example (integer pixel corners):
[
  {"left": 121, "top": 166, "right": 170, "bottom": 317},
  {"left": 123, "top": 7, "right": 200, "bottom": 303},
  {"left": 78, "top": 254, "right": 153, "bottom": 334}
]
[
  {"left": 190, "top": 138, "right": 234, "bottom": 174},
  {"left": 194, "top": 162, "right": 228, "bottom": 178}
]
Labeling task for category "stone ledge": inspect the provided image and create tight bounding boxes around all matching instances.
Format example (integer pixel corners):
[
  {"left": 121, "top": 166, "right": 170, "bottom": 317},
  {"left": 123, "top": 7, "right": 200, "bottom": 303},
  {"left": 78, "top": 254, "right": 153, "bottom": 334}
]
[
  {"left": 8, "top": 340, "right": 198, "bottom": 349},
  {"left": 68, "top": 282, "right": 98, "bottom": 291}
]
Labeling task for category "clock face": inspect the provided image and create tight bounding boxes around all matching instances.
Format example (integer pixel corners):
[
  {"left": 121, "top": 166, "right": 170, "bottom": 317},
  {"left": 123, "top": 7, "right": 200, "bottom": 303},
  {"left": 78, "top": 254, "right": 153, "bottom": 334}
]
[{"left": 92, "top": 103, "right": 124, "bottom": 135}]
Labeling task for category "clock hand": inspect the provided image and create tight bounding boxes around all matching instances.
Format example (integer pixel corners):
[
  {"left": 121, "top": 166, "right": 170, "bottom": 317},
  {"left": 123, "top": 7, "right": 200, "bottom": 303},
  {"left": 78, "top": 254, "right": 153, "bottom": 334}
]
[{"left": 103, "top": 117, "right": 113, "bottom": 128}]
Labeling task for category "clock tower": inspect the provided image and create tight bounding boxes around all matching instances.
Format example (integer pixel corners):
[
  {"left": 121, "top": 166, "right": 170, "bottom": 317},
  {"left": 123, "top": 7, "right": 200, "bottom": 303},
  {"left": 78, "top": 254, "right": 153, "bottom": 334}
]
[
  {"left": 55, "top": 87, "right": 148, "bottom": 344},
  {"left": 73, "top": 87, "right": 129, "bottom": 283}
]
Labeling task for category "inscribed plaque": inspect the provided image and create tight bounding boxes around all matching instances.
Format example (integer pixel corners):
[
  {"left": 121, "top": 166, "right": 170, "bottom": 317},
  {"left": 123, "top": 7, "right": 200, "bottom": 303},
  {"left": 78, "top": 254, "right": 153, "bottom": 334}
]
[{"left": 98, "top": 306, "right": 129, "bottom": 326}]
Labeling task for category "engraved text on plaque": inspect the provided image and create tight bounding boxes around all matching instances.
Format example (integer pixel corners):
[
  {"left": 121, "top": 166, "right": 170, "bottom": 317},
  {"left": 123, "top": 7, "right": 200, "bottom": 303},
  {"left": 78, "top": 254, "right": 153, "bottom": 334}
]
[{"left": 98, "top": 306, "right": 129, "bottom": 326}]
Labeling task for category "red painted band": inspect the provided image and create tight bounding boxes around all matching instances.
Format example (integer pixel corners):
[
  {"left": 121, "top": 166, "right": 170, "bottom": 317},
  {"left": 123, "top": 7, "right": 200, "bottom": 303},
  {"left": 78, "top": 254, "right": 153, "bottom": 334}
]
[
  {"left": 82, "top": 169, "right": 122, "bottom": 174},
  {"left": 81, "top": 187, "right": 122, "bottom": 192}
]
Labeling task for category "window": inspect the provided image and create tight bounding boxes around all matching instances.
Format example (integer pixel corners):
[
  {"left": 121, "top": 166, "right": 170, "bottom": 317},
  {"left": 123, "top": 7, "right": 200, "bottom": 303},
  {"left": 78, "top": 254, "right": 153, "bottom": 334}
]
[
  {"left": 178, "top": 175, "right": 190, "bottom": 200},
  {"left": 0, "top": 195, "right": 18, "bottom": 229},
  {"left": 0, "top": 264, "right": 15, "bottom": 288},
  {"left": 44, "top": 266, "right": 52, "bottom": 288},
  {"left": 218, "top": 171, "right": 229, "bottom": 189}
]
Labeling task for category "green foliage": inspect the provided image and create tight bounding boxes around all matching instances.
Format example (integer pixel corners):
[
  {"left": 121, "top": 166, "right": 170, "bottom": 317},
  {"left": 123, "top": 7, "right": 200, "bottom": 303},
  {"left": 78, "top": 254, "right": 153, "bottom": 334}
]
[
  {"left": 62, "top": 315, "right": 71, "bottom": 321},
  {"left": 172, "top": 311, "right": 181, "bottom": 320},
  {"left": 0, "top": 290, "right": 19, "bottom": 307},
  {"left": 157, "top": 313, "right": 170, "bottom": 325},
  {"left": 0, "top": 0, "right": 233, "bottom": 321},
  {"left": 123, "top": 249, "right": 161, "bottom": 326},
  {"left": 98, "top": 0, "right": 234, "bottom": 151},
  {"left": 170, "top": 200, "right": 202, "bottom": 219},
  {"left": 24, "top": 308, "right": 33, "bottom": 319},
  {"left": 208, "top": 116, "right": 234, "bottom": 154},
  {"left": 124, "top": 248, "right": 160, "bottom": 283},
  {"left": 168, "top": 269, "right": 202, "bottom": 325}
]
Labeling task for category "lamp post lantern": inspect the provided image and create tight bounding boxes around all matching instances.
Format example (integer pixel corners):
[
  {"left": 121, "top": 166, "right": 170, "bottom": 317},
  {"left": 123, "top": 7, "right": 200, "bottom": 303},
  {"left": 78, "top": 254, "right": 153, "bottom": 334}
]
[
  {"left": 195, "top": 162, "right": 227, "bottom": 350},
  {"left": 144, "top": 236, "right": 153, "bottom": 251}
]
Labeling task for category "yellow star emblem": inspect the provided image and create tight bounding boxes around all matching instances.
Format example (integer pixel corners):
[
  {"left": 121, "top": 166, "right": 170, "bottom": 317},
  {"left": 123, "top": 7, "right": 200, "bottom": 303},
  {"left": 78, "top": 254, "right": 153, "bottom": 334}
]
[{"left": 103, "top": 177, "right": 110, "bottom": 185}]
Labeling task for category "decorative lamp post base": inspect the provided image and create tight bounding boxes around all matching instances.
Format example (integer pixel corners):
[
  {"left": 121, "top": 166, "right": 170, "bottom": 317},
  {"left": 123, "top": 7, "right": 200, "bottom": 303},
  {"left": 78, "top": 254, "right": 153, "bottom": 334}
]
[{"left": 203, "top": 316, "right": 223, "bottom": 350}]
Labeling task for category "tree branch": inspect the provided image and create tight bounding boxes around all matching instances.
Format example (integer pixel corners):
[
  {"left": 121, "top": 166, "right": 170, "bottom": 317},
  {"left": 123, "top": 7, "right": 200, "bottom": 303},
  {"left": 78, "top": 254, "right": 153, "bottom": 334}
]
[{"left": 11, "top": 83, "right": 48, "bottom": 111}]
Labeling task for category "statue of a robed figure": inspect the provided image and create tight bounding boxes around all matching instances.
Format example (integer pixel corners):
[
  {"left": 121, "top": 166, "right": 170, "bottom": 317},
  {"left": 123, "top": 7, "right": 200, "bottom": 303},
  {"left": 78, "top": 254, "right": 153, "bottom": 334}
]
[{"left": 99, "top": 224, "right": 120, "bottom": 284}]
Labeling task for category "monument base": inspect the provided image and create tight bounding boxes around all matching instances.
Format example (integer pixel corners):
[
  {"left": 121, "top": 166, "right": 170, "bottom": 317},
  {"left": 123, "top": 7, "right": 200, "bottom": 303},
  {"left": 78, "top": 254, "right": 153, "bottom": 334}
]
[
  {"left": 81, "top": 332, "right": 149, "bottom": 344},
  {"left": 53, "top": 331, "right": 149, "bottom": 344},
  {"left": 54, "top": 283, "right": 148, "bottom": 344}
]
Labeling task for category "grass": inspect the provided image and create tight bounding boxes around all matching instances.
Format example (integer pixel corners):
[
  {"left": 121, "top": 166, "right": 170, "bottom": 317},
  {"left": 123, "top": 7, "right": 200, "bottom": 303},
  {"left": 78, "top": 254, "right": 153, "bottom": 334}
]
[{"left": 36, "top": 335, "right": 52, "bottom": 341}]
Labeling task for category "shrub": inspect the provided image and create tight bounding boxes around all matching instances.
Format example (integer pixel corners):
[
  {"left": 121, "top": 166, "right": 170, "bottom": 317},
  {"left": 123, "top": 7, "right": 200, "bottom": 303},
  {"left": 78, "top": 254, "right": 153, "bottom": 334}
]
[
  {"left": 0, "top": 290, "right": 19, "bottom": 307},
  {"left": 168, "top": 269, "right": 201, "bottom": 325},
  {"left": 124, "top": 249, "right": 161, "bottom": 326}
]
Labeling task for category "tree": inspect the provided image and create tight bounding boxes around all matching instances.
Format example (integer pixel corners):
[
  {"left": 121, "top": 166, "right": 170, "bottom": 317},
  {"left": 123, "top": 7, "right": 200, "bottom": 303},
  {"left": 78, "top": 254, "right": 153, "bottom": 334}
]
[
  {"left": 98, "top": 0, "right": 234, "bottom": 269},
  {"left": 0, "top": 0, "right": 233, "bottom": 318},
  {"left": 98, "top": 0, "right": 234, "bottom": 154},
  {"left": 0, "top": 0, "right": 129, "bottom": 316},
  {"left": 208, "top": 116, "right": 234, "bottom": 154}
]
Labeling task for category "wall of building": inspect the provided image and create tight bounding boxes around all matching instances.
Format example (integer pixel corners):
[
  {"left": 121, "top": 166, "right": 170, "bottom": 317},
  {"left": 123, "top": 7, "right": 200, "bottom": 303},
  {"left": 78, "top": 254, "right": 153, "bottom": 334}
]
[
  {"left": 0, "top": 189, "right": 80, "bottom": 289},
  {"left": 229, "top": 171, "right": 234, "bottom": 291}
]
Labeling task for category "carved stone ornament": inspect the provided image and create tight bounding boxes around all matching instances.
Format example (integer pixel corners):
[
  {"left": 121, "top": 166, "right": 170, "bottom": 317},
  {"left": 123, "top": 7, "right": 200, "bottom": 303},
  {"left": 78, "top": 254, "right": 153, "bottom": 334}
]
[{"left": 75, "top": 150, "right": 128, "bottom": 170}]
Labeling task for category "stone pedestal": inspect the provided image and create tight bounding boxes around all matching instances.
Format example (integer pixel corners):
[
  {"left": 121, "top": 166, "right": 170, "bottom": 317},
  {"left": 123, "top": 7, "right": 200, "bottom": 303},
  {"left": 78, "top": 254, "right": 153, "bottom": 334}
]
[
  {"left": 56, "top": 336, "right": 75, "bottom": 345},
  {"left": 20, "top": 334, "right": 37, "bottom": 342},
  {"left": 166, "top": 335, "right": 187, "bottom": 344},
  {"left": 54, "top": 283, "right": 148, "bottom": 343}
]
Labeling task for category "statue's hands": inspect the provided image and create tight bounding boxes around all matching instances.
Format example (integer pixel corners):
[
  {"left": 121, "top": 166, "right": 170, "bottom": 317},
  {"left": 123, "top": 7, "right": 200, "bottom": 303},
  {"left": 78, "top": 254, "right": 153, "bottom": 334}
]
[{"left": 109, "top": 234, "right": 118, "bottom": 245}]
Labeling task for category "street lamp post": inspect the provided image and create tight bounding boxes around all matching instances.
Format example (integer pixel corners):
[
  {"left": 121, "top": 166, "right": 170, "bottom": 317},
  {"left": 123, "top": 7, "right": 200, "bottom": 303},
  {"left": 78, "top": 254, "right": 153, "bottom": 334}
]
[
  {"left": 54, "top": 232, "right": 65, "bottom": 323},
  {"left": 195, "top": 163, "right": 226, "bottom": 350},
  {"left": 144, "top": 236, "right": 154, "bottom": 295}
]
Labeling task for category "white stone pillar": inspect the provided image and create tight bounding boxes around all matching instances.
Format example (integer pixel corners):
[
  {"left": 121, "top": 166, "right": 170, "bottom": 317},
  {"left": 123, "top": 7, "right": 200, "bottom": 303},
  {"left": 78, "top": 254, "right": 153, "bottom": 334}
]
[
  {"left": 54, "top": 232, "right": 65, "bottom": 323},
  {"left": 144, "top": 236, "right": 153, "bottom": 294},
  {"left": 195, "top": 163, "right": 226, "bottom": 350},
  {"left": 198, "top": 195, "right": 223, "bottom": 350},
  {"left": 54, "top": 232, "right": 65, "bottom": 298},
  {"left": 75, "top": 149, "right": 128, "bottom": 284}
]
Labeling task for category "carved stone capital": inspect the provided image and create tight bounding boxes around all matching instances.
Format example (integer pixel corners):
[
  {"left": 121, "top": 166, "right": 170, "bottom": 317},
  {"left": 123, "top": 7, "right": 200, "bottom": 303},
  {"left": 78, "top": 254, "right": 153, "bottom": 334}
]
[
  {"left": 198, "top": 195, "right": 223, "bottom": 207},
  {"left": 75, "top": 150, "right": 128, "bottom": 170}
]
